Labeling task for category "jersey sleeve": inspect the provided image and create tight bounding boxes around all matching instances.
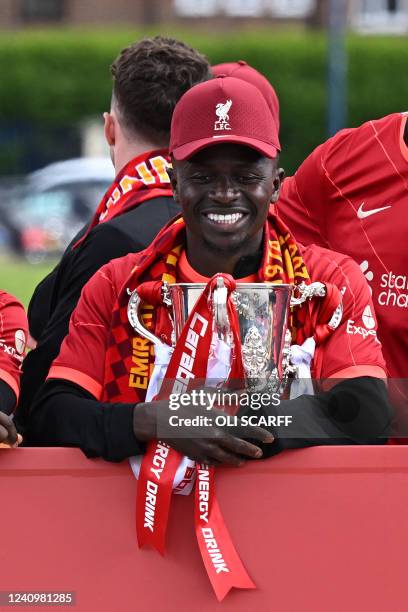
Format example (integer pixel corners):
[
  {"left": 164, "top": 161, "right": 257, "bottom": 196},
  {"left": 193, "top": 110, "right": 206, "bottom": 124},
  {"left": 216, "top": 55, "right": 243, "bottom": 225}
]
[
  {"left": 0, "top": 292, "right": 28, "bottom": 402},
  {"left": 47, "top": 264, "right": 118, "bottom": 399},
  {"left": 311, "top": 252, "right": 387, "bottom": 381},
  {"left": 277, "top": 142, "right": 332, "bottom": 248}
]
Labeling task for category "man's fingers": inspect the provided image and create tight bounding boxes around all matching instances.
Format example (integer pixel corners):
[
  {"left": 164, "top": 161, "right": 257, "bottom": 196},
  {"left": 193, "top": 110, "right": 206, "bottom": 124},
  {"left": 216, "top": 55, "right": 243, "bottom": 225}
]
[
  {"left": 232, "top": 422, "right": 274, "bottom": 444},
  {"left": 0, "top": 411, "right": 12, "bottom": 427},
  {"left": 218, "top": 433, "right": 264, "bottom": 459},
  {"left": 204, "top": 442, "right": 246, "bottom": 466},
  {"left": 6, "top": 423, "right": 17, "bottom": 445},
  {"left": 0, "top": 424, "right": 9, "bottom": 443},
  {"left": 0, "top": 413, "right": 17, "bottom": 445}
]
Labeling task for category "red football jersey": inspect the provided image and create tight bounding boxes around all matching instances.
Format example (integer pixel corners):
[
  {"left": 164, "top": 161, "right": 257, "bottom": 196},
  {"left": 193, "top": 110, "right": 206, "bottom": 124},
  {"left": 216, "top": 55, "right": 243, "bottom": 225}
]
[
  {"left": 48, "top": 247, "right": 386, "bottom": 398},
  {"left": 0, "top": 291, "right": 28, "bottom": 402},
  {"left": 277, "top": 113, "right": 408, "bottom": 386}
]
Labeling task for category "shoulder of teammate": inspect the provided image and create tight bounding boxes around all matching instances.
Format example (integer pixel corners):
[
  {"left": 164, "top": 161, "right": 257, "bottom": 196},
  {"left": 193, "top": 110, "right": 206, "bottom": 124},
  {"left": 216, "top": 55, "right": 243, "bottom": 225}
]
[
  {"left": 278, "top": 121, "right": 380, "bottom": 244},
  {"left": 0, "top": 290, "right": 25, "bottom": 311},
  {"left": 324, "top": 112, "right": 403, "bottom": 166},
  {"left": 68, "top": 221, "right": 138, "bottom": 281},
  {"left": 0, "top": 291, "right": 28, "bottom": 336},
  {"left": 281, "top": 112, "right": 402, "bottom": 204},
  {"left": 296, "top": 125, "right": 357, "bottom": 181}
]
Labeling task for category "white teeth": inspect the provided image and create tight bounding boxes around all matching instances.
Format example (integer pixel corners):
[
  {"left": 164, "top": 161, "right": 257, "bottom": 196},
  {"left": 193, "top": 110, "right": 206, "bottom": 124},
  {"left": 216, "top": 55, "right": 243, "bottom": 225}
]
[{"left": 206, "top": 212, "right": 244, "bottom": 224}]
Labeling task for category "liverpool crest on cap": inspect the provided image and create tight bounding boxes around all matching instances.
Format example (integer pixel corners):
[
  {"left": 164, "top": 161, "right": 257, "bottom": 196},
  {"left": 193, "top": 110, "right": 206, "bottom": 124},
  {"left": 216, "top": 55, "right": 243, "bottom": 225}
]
[{"left": 214, "top": 99, "right": 232, "bottom": 131}]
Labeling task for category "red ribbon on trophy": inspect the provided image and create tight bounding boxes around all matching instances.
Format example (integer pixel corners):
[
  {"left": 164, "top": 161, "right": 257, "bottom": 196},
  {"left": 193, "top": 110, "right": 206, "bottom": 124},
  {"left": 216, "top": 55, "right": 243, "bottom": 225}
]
[
  {"left": 195, "top": 463, "right": 255, "bottom": 601},
  {"left": 136, "top": 274, "right": 255, "bottom": 599}
]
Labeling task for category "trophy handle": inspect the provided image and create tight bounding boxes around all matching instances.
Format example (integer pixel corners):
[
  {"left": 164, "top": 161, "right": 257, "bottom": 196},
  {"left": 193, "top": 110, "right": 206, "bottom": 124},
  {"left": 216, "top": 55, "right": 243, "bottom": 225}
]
[
  {"left": 213, "top": 276, "right": 230, "bottom": 341},
  {"left": 127, "top": 288, "right": 163, "bottom": 347},
  {"left": 290, "top": 281, "right": 326, "bottom": 307}
]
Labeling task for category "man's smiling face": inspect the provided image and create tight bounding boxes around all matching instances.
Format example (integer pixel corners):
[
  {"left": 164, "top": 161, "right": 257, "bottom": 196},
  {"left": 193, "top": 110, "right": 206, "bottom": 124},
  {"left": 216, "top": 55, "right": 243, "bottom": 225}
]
[{"left": 171, "top": 143, "right": 281, "bottom": 256}]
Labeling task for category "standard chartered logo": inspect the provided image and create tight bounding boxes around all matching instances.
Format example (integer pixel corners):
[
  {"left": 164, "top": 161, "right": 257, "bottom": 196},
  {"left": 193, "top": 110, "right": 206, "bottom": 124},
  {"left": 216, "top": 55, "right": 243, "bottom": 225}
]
[
  {"left": 378, "top": 271, "right": 408, "bottom": 308},
  {"left": 360, "top": 260, "right": 408, "bottom": 308}
]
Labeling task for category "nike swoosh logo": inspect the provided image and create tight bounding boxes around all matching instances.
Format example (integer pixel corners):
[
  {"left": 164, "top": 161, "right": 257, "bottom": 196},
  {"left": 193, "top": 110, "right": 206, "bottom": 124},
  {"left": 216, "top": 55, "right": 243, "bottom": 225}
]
[{"left": 357, "top": 202, "right": 391, "bottom": 219}]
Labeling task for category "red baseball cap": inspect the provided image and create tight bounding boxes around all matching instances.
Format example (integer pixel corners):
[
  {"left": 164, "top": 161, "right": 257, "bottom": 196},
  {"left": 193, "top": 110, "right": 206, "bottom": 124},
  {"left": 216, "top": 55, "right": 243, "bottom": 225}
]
[
  {"left": 170, "top": 75, "right": 280, "bottom": 161},
  {"left": 212, "top": 60, "right": 280, "bottom": 133}
]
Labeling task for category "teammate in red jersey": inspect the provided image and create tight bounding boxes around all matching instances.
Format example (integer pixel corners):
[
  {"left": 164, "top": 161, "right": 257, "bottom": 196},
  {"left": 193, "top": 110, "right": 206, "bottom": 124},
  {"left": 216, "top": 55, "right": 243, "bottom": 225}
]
[
  {"left": 0, "top": 291, "right": 27, "bottom": 446},
  {"left": 276, "top": 113, "right": 408, "bottom": 436},
  {"left": 27, "top": 76, "right": 390, "bottom": 462}
]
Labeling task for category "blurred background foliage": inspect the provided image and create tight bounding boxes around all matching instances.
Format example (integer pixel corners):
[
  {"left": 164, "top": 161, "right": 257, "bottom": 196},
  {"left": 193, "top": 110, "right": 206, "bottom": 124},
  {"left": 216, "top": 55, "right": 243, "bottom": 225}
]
[
  {"left": 1, "top": 27, "right": 408, "bottom": 306},
  {"left": 0, "top": 29, "right": 407, "bottom": 175}
]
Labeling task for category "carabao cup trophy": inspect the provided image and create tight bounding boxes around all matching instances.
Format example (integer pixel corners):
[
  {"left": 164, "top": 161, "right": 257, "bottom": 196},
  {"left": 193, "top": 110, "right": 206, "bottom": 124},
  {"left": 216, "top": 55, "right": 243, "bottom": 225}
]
[{"left": 128, "top": 277, "right": 327, "bottom": 395}]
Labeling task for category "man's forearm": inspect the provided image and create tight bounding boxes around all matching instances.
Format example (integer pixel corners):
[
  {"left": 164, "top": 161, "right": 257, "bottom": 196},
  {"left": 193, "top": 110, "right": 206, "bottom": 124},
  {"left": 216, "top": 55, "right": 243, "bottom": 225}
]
[
  {"left": 258, "top": 377, "right": 392, "bottom": 458},
  {"left": 28, "top": 381, "right": 145, "bottom": 462}
]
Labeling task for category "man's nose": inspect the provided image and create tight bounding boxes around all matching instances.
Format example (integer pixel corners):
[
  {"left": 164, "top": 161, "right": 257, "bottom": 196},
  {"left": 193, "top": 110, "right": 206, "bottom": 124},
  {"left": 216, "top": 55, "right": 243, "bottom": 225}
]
[{"left": 210, "top": 178, "right": 239, "bottom": 204}]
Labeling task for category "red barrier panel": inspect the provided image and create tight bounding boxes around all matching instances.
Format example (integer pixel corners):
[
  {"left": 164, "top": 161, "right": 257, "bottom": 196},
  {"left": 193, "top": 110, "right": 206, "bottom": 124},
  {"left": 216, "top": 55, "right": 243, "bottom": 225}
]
[{"left": 0, "top": 446, "right": 407, "bottom": 611}]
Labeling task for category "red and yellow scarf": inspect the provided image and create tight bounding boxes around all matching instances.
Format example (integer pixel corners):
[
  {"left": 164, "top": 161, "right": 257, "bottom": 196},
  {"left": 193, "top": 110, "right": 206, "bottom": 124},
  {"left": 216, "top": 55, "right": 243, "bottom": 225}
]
[
  {"left": 103, "top": 209, "right": 340, "bottom": 404},
  {"left": 102, "top": 210, "right": 316, "bottom": 403},
  {"left": 72, "top": 150, "right": 172, "bottom": 249}
]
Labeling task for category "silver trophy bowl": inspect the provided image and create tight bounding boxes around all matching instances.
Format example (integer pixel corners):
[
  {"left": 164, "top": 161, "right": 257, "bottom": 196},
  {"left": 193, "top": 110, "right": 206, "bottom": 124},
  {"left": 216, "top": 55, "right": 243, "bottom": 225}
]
[
  {"left": 128, "top": 278, "right": 300, "bottom": 394},
  {"left": 168, "top": 281, "right": 294, "bottom": 390}
]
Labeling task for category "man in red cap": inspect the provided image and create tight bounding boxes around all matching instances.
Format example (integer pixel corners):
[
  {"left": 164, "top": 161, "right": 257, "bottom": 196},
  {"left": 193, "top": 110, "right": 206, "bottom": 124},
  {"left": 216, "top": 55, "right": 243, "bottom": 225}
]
[
  {"left": 0, "top": 291, "right": 27, "bottom": 446},
  {"left": 28, "top": 76, "right": 390, "bottom": 463}
]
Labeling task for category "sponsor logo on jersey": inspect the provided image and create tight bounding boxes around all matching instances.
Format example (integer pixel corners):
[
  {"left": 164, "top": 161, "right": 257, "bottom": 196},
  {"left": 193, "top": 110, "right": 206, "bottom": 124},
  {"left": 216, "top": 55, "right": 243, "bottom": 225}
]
[
  {"left": 0, "top": 339, "right": 24, "bottom": 363},
  {"left": 362, "top": 305, "right": 375, "bottom": 330},
  {"left": 359, "top": 262, "right": 408, "bottom": 310},
  {"left": 346, "top": 304, "right": 378, "bottom": 340},
  {"left": 378, "top": 271, "right": 408, "bottom": 308},
  {"left": 14, "top": 329, "right": 26, "bottom": 355}
]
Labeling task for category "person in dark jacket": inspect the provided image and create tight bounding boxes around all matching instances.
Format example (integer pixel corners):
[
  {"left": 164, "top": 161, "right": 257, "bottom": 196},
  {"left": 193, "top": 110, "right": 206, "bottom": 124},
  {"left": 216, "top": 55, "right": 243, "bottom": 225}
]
[{"left": 16, "top": 36, "right": 211, "bottom": 432}]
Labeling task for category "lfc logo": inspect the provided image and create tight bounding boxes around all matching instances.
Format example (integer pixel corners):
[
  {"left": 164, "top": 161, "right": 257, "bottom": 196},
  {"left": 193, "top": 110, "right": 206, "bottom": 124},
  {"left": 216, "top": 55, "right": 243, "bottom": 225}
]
[{"left": 214, "top": 99, "right": 232, "bottom": 131}]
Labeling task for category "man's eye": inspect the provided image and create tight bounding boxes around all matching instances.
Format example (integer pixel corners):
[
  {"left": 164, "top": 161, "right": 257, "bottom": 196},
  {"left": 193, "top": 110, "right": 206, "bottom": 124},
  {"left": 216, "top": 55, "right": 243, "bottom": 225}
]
[
  {"left": 191, "top": 174, "right": 211, "bottom": 183},
  {"left": 236, "top": 175, "right": 260, "bottom": 184}
]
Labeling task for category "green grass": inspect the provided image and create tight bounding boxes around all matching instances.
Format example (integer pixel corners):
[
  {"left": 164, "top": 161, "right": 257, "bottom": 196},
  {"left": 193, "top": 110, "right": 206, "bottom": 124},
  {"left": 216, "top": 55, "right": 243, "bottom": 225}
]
[{"left": 0, "top": 257, "right": 56, "bottom": 308}]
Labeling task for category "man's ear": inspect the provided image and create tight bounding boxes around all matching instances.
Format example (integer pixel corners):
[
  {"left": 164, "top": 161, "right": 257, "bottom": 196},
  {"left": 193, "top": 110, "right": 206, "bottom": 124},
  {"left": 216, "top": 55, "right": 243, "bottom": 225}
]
[
  {"left": 271, "top": 167, "right": 285, "bottom": 203},
  {"left": 103, "top": 111, "right": 115, "bottom": 147}
]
